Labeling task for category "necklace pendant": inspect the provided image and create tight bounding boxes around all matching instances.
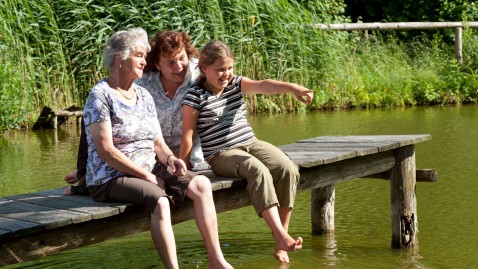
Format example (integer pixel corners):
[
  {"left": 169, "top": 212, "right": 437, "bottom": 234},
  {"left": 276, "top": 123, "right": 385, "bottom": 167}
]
[{"left": 109, "top": 76, "right": 136, "bottom": 100}]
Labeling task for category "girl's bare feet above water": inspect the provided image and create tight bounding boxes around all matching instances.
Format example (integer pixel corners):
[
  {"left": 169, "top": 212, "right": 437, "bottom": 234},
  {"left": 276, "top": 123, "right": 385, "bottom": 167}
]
[
  {"left": 261, "top": 205, "right": 303, "bottom": 263},
  {"left": 274, "top": 249, "right": 289, "bottom": 263},
  {"left": 274, "top": 236, "right": 303, "bottom": 263}
]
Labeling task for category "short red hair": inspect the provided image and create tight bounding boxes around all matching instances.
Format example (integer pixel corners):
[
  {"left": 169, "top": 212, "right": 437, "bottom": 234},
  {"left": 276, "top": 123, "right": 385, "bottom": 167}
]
[{"left": 144, "top": 30, "right": 197, "bottom": 73}]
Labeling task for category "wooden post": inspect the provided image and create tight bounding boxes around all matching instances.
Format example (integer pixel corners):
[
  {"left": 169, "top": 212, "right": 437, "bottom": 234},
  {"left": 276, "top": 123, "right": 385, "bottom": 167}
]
[
  {"left": 455, "top": 26, "right": 463, "bottom": 64},
  {"left": 390, "top": 145, "right": 418, "bottom": 248},
  {"left": 51, "top": 114, "right": 58, "bottom": 129},
  {"left": 311, "top": 185, "right": 335, "bottom": 235}
]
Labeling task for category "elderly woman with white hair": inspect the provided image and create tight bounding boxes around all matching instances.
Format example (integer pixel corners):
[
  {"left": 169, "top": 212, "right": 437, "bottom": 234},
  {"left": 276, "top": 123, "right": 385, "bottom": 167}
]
[{"left": 82, "top": 27, "right": 184, "bottom": 268}]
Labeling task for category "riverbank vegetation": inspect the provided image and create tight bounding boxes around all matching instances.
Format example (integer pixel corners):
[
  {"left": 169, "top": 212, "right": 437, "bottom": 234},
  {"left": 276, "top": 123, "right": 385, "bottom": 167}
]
[{"left": 1, "top": 0, "right": 478, "bottom": 131}]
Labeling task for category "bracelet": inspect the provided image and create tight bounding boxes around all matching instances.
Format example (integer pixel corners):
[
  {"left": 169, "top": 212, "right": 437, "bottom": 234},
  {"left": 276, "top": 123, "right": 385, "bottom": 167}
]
[{"left": 166, "top": 155, "right": 174, "bottom": 166}]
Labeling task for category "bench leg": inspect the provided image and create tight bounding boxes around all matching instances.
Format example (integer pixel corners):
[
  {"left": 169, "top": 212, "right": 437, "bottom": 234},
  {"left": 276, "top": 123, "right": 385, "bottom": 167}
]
[
  {"left": 311, "top": 184, "right": 335, "bottom": 235},
  {"left": 390, "top": 145, "right": 418, "bottom": 248}
]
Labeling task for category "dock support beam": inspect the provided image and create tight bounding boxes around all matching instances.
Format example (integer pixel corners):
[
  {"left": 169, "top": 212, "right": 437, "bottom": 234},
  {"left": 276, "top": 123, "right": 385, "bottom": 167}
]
[
  {"left": 390, "top": 145, "right": 418, "bottom": 248},
  {"left": 311, "top": 184, "right": 335, "bottom": 235}
]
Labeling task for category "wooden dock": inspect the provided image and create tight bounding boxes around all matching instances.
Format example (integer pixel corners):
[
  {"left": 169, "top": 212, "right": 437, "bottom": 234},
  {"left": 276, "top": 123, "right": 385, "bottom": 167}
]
[
  {"left": 0, "top": 135, "right": 436, "bottom": 266},
  {"left": 32, "top": 107, "right": 83, "bottom": 130}
]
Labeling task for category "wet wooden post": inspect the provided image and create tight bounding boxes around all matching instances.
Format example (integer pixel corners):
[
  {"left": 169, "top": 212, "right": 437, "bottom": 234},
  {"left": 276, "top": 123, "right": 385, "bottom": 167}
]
[
  {"left": 311, "top": 185, "right": 335, "bottom": 235},
  {"left": 390, "top": 144, "right": 418, "bottom": 248}
]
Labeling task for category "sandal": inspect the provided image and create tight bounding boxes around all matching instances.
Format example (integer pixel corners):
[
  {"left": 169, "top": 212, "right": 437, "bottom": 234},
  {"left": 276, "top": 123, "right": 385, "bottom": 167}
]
[{"left": 70, "top": 185, "right": 89, "bottom": 195}]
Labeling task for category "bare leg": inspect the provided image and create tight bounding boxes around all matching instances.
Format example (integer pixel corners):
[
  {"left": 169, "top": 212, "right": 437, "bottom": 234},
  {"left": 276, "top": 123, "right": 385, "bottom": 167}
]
[
  {"left": 275, "top": 207, "right": 293, "bottom": 263},
  {"left": 261, "top": 205, "right": 302, "bottom": 263},
  {"left": 150, "top": 197, "right": 179, "bottom": 269},
  {"left": 186, "top": 175, "right": 233, "bottom": 269}
]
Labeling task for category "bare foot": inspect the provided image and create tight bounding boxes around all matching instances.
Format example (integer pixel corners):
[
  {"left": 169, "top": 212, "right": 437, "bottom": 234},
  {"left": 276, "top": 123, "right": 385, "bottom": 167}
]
[
  {"left": 209, "top": 258, "right": 234, "bottom": 269},
  {"left": 63, "top": 186, "right": 74, "bottom": 195},
  {"left": 273, "top": 237, "right": 302, "bottom": 262},
  {"left": 278, "top": 236, "right": 302, "bottom": 252},
  {"left": 274, "top": 249, "right": 289, "bottom": 263},
  {"left": 273, "top": 235, "right": 302, "bottom": 263}
]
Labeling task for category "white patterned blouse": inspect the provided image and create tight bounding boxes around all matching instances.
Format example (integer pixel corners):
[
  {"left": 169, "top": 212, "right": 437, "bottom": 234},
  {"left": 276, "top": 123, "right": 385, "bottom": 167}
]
[{"left": 136, "top": 59, "right": 204, "bottom": 168}]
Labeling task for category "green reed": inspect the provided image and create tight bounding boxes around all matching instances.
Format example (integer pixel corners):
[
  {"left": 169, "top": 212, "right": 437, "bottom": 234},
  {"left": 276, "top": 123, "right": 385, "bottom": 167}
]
[{"left": 1, "top": 0, "right": 478, "bottom": 131}]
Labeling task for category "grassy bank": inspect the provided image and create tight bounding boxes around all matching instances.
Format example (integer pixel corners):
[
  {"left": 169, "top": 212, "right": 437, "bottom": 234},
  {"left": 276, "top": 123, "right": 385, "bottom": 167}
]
[{"left": 1, "top": 0, "right": 477, "bottom": 131}]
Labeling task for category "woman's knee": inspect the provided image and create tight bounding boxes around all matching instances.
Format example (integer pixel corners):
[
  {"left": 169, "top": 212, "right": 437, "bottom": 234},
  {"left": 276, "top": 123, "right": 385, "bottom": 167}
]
[
  {"left": 187, "top": 175, "right": 212, "bottom": 198},
  {"left": 153, "top": 196, "right": 170, "bottom": 214}
]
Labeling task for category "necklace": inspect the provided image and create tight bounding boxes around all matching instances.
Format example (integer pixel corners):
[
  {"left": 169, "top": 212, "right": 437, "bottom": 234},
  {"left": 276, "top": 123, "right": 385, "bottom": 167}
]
[{"left": 109, "top": 76, "right": 136, "bottom": 100}]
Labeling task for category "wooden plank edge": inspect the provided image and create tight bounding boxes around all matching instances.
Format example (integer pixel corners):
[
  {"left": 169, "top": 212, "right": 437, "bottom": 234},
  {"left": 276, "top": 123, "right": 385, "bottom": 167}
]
[
  {"left": 0, "top": 186, "right": 251, "bottom": 267},
  {"left": 362, "top": 169, "right": 437, "bottom": 182}
]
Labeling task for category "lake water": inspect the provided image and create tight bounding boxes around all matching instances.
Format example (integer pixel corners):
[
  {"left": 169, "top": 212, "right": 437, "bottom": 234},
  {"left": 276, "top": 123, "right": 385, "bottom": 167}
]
[{"left": 1, "top": 105, "right": 477, "bottom": 269}]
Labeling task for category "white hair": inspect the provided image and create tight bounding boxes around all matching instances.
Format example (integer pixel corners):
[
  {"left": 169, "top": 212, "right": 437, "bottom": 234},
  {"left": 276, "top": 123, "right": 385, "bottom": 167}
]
[{"left": 103, "top": 27, "right": 151, "bottom": 72}]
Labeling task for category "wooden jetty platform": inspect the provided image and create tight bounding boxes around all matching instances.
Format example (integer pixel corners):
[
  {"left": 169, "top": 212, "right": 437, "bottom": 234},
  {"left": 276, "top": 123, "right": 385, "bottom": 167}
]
[
  {"left": 0, "top": 135, "right": 436, "bottom": 266},
  {"left": 32, "top": 106, "right": 83, "bottom": 130}
]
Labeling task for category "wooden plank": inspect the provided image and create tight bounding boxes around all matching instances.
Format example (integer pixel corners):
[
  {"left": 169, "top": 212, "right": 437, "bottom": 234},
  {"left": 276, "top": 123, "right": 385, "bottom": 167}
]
[
  {"left": 35, "top": 189, "right": 131, "bottom": 211},
  {"left": 0, "top": 217, "right": 40, "bottom": 240},
  {"left": 0, "top": 228, "right": 11, "bottom": 238},
  {"left": 5, "top": 193, "right": 122, "bottom": 220},
  {"left": 298, "top": 151, "right": 397, "bottom": 190},
  {"left": 0, "top": 207, "right": 150, "bottom": 265},
  {"left": 53, "top": 111, "right": 83, "bottom": 117},
  {"left": 315, "top": 22, "right": 478, "bottom": 31},
  {"left": 0, "top": 187, "right": 252, "bottom": 265},
  {"left": 0, "top": 135, "right": 434, "bottom": 265},
  {"left": 280, "top": 142, "right": 380, "bottom": 156},
  {"left": 297, "top": 134, "right": 431, "bottom": 146},
  {"left": 197, "top": 170, "right": 246, "bottom": 191},
  {"left": 285, "top": 151, "right": 357, "bottom": 167},
  {"left": 0, "top": 199, "right": 90, "bottom": 229},
  {"left": 364, "top": 169, "right": 438, "bottom": 182}
]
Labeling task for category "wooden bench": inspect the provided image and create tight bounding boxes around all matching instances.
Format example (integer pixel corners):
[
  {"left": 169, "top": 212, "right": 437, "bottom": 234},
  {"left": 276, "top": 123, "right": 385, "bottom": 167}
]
[{"left": 0, "top": 135, "right": 436, "bottom": 266}]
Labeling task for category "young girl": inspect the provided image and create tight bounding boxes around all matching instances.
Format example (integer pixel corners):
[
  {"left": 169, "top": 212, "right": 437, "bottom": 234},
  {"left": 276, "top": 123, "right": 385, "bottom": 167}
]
[{"left": 179, "top": 40, "right": 313, "bottom": 263}]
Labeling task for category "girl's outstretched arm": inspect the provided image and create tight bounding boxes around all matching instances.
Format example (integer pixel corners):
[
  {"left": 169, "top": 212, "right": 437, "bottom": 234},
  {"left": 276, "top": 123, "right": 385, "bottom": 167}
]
[
  {"left": 241, "top": 77, "right": 314, "bottom": 105},
  {"left": 179, "top": 105, "right": 199, "bottom": 169}
]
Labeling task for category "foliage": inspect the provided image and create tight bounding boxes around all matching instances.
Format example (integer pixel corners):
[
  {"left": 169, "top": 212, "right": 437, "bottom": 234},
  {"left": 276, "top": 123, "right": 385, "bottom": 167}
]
[
  {"left": 0, "top": 0, "right": 70, "bottom": 130},
  {"left": 1, "top": 0, "right": 478, "bottom": 131},
  {"left": 344, "top": 0, "right": 478, "bottom": 41},
  {"left": 345, "top": 0, "right": 478, "bottom": 22}
]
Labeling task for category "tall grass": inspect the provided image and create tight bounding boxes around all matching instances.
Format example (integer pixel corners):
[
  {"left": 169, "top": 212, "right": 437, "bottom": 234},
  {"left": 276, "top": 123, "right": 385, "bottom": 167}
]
[
  {"left": 0, "top": 0, "right": 73, "bottom": 131},
  {"left": 1, "top": 0, "right": 478, "bottom": 131}
]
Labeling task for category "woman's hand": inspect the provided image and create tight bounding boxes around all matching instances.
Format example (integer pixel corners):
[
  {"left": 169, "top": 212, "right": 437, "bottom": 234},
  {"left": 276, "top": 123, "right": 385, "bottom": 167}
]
[
  {"left": 167, "top": 155, "right": 187, "bottom": 176},
  {"left": 144, "top": 172, "right": 166, "bottom": 189},
  {"left": 145, "top": 172, "right": 159, "bottom": 185}
]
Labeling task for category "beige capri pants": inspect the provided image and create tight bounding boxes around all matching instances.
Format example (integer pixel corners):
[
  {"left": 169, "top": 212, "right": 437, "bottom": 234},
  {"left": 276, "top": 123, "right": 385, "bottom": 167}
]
[{"left": 208, "top": 139, "right": 300, "bottom": 216}]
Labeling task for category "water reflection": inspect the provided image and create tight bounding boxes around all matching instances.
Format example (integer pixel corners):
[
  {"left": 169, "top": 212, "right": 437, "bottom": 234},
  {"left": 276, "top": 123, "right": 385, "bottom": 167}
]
[{"left": 1, "top": 105, "right": 478, "bottom": 268}]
